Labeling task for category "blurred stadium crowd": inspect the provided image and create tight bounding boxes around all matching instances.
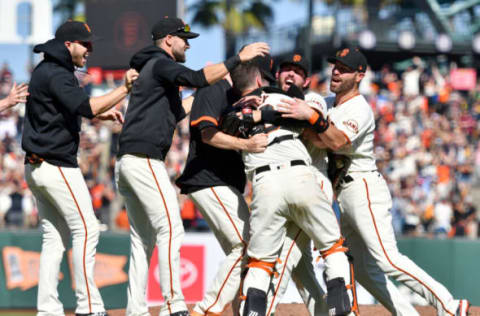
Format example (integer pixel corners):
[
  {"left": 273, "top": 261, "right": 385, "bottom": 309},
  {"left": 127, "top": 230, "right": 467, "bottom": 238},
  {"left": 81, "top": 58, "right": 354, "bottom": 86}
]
[{"left": 0, "top": 57, "right": 479, "bottom": 239}]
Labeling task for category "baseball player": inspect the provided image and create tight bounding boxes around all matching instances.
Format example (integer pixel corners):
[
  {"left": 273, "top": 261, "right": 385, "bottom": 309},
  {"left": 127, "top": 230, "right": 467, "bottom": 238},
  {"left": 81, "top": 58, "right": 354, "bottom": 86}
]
[
  {"left": 0, "top": 82, "right": 29, "bottom": 113},
  {"left": 279, "top": 48, "right": 470, "bottom": 316},
  {"left": 224, "top": 59, "right": 355, "bottom": 316},
  {"left": 114, "top": 17, "right": 269, "bottom": 316},
  {"left": 175, "top": 76, "right": 268, "bottom": 316},
  {"left": 265, "top": 53, "right": 334, "bottom": 316},
  {"left": 21, "top": 21, "right": 138, "bottom": 316}
]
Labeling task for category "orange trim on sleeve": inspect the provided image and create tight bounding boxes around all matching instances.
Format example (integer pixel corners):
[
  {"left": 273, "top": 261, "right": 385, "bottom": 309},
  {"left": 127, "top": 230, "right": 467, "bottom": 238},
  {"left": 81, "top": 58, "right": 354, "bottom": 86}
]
[
  {"left": 308, "top": 111, "right": 320, "bottom": 125},
  {"left": 191, "top": 116, "right": 218, "bottom": 126}
]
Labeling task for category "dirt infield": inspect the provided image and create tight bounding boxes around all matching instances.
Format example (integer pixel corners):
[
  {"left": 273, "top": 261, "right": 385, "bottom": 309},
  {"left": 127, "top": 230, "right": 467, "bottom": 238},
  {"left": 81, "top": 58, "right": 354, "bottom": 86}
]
[{"left": 102, "top": 303, "right": 480, "bottom": 315}]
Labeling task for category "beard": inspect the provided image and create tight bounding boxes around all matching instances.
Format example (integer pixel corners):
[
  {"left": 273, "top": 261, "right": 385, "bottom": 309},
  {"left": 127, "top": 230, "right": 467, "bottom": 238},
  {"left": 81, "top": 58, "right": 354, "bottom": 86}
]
[
  {"left": 331, "top": 77, "right": 355, "bottom": 94},
  {"left": 172, "top": 47, "right": 186, "bottom": 63}
]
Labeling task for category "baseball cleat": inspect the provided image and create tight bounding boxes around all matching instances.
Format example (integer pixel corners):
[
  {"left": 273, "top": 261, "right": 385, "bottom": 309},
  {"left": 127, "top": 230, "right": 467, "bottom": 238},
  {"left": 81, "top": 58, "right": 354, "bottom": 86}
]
[
  {"left": 75, "top": 312, "right": 108, "bottom": 316},
  {"left": 456, "top": 299, "right": 470, "bottom": 316},
  {"left": 326, "top": 277, "right": 352, "bottom": 316},
  {"left": 170, "top": 311, "right": 190, "bottom": 316}
]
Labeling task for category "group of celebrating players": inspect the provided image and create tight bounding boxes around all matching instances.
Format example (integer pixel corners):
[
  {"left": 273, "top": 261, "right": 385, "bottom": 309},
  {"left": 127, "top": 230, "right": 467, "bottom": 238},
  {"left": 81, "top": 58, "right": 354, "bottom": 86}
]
[{"left": 18, "top": 15, "right": 470, "bottom": 316}]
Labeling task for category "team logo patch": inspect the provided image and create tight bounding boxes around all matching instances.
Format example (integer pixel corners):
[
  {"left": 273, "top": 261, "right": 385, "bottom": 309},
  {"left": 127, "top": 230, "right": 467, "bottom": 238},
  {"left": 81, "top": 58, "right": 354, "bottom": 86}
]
[
  {"left": 343, "top": 119, "right": 359, "bottom": 134},
  {"left": 293, "top": 54, "right": 302, "bottom": 62},
  {"left": 337, "top": 48, "right": 349, "bottom": 57}
]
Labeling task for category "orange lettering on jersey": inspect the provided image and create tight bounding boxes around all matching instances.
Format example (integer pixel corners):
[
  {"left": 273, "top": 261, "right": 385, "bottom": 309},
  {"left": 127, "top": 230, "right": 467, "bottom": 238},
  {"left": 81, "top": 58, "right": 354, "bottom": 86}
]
[
  {"left": 343, "top": 119, "right": 359, "bottom": 134},
  {"left": 293, "top": 54, "right": 302, "bottom": 62}
]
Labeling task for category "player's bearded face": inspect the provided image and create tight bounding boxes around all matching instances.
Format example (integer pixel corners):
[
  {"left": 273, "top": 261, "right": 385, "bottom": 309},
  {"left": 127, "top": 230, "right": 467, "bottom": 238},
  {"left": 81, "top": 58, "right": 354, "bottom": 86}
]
[
  {"left": 278, "top": 65, "right": 307, "bottom": 91},
  {"left": 330, "top": 62, "right": 356, "bottom": 94},
  {"left": 172, "top": 36, "right": 189, "bottom": 63}
]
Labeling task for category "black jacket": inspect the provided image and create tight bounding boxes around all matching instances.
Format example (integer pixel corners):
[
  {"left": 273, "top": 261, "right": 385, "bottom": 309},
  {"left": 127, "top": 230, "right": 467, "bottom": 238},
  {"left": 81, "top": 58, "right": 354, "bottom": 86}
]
[
  {"left": 117, "top": 46, "right": 209, "bottom": 160},
  {"left": 22, "top": 39, "right": 94, "bottom": 167}
]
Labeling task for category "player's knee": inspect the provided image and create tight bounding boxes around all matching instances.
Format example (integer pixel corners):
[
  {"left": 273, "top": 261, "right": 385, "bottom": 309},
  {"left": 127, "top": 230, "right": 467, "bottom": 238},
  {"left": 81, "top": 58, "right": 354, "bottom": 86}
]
[
  {"left": 242, "top": 287, "right": 267, "bottom": 316},
  {"left": 326, "top": 277, "right": 352, "bottom": 316}
]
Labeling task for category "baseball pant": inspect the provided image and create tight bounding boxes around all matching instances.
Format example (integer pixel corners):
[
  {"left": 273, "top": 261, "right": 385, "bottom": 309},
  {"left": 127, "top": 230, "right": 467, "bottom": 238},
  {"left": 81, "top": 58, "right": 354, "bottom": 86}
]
[
  {"left": 25, "top": 162, "right": 105, "bottom": 316},
  {"left": 338, "top": 171, "right": 458, "bottom": 316},
  {"left": 242, "top": 165, "right": 351, "bottom": 314},
  {"left": 189, "top": 186, "right": 250, "bottom": 315},
  {"left": 115, "top": 154, "right": 187, "bottom": 316},
  {"left": 267, "top": 222, "right": 328, "bottom": 316}
]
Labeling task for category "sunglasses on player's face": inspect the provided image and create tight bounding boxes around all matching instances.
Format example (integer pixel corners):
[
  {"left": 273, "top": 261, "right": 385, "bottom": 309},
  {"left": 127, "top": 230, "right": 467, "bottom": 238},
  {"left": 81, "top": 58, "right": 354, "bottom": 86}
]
[{"left": 75, "top": 41, "right": 93, "bottom": 52}]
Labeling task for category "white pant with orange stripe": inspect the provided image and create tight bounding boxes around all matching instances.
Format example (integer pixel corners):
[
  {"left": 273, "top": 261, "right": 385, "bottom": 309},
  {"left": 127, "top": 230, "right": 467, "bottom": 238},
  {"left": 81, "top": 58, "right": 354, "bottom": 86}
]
[
  {"left": 338, "top": 171, "right": 458, "bottom": 316},
  {"left": 25, "top": 162, "right": 105, "bottom": 316},
  {"left": 267, "top": 222, "right": 328, "bottom": 316},
  {"left": 242, "top": 165, "right": 352, "bottom": 315},
  {"left": 115, "top": 154, "right": 187, "bottom": 316},
  {"left": 189, "top": 186, "right": 250, "bottom": 316}
]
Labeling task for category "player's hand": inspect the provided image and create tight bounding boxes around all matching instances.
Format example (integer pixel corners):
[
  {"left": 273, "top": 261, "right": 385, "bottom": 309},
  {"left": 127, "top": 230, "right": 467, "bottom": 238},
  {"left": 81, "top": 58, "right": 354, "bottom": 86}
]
[
  {"left": 238, "top": 42, "right": 270, "bottom": 62},
  {"left": 6, "top": 82, "right": 29, "bottom": 107},
  {"left": 233, "top": 95, "right": 262, "bottom": 109},
  {"left": 124, "top": 68, "right": 139, "bottom": 92},
  {"left": 97, "top": 108, "right": 124, "bottom": 124},
  {"left": 245, "top": 133, "right": 268, "bottom": 153},
  {"left": 277, "top": 98, "right": 316, "bottom": 121}
]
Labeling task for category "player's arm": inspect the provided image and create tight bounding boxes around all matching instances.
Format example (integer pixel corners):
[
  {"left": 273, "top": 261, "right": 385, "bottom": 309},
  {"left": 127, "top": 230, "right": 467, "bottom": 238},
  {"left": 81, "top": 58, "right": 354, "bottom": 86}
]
[
  {"left": 0, "top": 82, "right": 29, "bottom": 112},
  {"left": 182, "top": 94, "right": 195, "bottom": 114},
  {"left": 89, "top": 69, "right": 138, "bottom": 116},
  {"left": 302, "top": 128, "right": 328, "bottom": 148},
  {"left": 154, "top": 42, "right": 270, "bottom": 88},
  {"left": 201, "top": 127, "right": 267, "bottom": 153},
  {"left": 277, "top": 98, "right": 350, "bottom": 151}
]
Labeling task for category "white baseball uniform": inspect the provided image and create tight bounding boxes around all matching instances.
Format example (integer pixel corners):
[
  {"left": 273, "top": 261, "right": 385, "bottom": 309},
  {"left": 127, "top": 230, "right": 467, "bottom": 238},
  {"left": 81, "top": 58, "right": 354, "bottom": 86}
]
[
  {"left": 115, "top": 155, "right": 187, "bottom": 316},
  {"left": 241, "top": 92, "right": 353, "bottom": 315},
  {"left": 25, "top": 161, "right": 105, "bottom": 316},
  {"left": 327, "top": 94, "right": 462, "bottom": 316},
  {"left": 265, "top": 92, "right": 332, "bottom": 316}
]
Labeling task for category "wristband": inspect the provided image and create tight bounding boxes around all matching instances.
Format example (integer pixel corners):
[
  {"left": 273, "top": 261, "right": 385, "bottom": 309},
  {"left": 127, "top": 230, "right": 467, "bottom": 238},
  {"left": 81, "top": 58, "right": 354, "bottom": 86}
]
[
  {"left": 309, "top": 112, "right": 329, "bottom": 133},
  {"left": 224, "top": 55, "right": 241, "bottom": 72}
]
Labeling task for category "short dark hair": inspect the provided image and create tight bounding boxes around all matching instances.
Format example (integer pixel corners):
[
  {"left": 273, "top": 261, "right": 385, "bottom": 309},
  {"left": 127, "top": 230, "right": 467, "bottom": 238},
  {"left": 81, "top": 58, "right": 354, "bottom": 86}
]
[{"left": 230, "top": 61, "right": 262, "bottom": 92}]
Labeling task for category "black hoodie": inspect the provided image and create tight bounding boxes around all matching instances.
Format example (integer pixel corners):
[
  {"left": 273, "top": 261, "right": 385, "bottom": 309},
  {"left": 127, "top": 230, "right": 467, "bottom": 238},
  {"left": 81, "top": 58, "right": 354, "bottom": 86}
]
[
  {"left": 22, "top": 39, "right": 94, "bottom": 167},
  {"left": 117, "top": 46, "right": 209, "bottom": 160}
]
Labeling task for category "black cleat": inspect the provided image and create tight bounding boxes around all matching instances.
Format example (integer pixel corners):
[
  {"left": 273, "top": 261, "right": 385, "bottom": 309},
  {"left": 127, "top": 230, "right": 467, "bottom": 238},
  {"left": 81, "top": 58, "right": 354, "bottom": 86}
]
[
  {"left": 243, "top": 287, "right": 267, "bottom": 316},
  {"left": 170, "top": 311, "right": 189, "bottom": 316},
  {"left": 75, "top": 312, "right": 108, "bottom": 316},
  {"left": 326, "top": 277, "right": 352, "bottom": 316}
]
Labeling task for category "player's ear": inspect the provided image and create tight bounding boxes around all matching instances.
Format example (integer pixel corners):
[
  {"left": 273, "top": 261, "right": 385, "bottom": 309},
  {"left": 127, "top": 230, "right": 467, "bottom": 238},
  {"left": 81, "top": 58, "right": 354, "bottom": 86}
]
[
  {"left": 303, "top": 77, "right": 311, "bottom": 89},
  {"left": 356, "top": 71, "right": 365, "bottom": 84}
]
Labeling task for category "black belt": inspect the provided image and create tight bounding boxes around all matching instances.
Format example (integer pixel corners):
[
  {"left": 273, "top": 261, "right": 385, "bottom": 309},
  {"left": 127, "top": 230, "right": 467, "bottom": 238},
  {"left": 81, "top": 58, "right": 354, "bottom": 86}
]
[
  {"left": 268, "top": 134, "right": 296, "bottom": 146},
  {"left": 342, "top": 171, "right": 377, "bottom": 184},
  {"left": 255, "top": 159, "right": 306, "bottom": 175},
  {"left": 342, "top": 175, "right": 354, "bottom": 183}
]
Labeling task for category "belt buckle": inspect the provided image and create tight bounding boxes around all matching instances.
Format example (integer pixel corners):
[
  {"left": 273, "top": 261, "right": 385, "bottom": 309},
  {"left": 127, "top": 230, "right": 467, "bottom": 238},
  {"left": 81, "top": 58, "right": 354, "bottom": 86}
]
[{"left": 278, "top": 162, "right": 289, "bottom": 170}]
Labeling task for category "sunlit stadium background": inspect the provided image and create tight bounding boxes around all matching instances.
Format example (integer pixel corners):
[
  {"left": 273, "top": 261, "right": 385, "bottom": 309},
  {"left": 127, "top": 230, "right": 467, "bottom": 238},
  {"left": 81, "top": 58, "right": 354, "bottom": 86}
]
[{"left": 0, "top": 0, "right": 480, "bottom": 313}]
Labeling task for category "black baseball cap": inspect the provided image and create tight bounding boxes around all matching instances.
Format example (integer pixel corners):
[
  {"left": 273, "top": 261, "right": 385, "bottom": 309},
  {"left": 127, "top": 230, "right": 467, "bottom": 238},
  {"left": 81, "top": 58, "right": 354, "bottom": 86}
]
[
  {"left": 327, "top": 48, "right": 367, "bottom": 72},
  {"left": 151, "top": 17, "right": 199, "bottom": 40},
  {"left": 279, "top": 53, "right": 310, "bottom": 76},
  {"left": 55, "top": 21, "right": 98, "bottom": 42},
  {"left": 252, "top": 54, "right": 275, "bottom": 83}
]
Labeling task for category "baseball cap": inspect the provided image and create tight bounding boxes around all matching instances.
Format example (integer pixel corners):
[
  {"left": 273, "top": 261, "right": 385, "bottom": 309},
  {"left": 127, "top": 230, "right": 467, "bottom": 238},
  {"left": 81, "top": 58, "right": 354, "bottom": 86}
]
[
  {"left": 279, "top": 53, "right": 310, "bottom": 76},
  {"left": 252, "top": 54, "right": 275, "bottom": 83},
  {"left": 151, "top": 17, "right": 199, "bottom": 40},
  {"left": 327, "top": 48, "right": 367, "bottom": 73},
  {"left": 55, "top": 21, "right": 98, "bottom": 42}
]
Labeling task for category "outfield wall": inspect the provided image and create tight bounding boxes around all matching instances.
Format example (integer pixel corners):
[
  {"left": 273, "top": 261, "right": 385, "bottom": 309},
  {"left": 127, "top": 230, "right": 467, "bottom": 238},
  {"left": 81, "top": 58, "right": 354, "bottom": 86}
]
[{"left": 0, "top": 231, "right": 478, "bottom": 309}]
